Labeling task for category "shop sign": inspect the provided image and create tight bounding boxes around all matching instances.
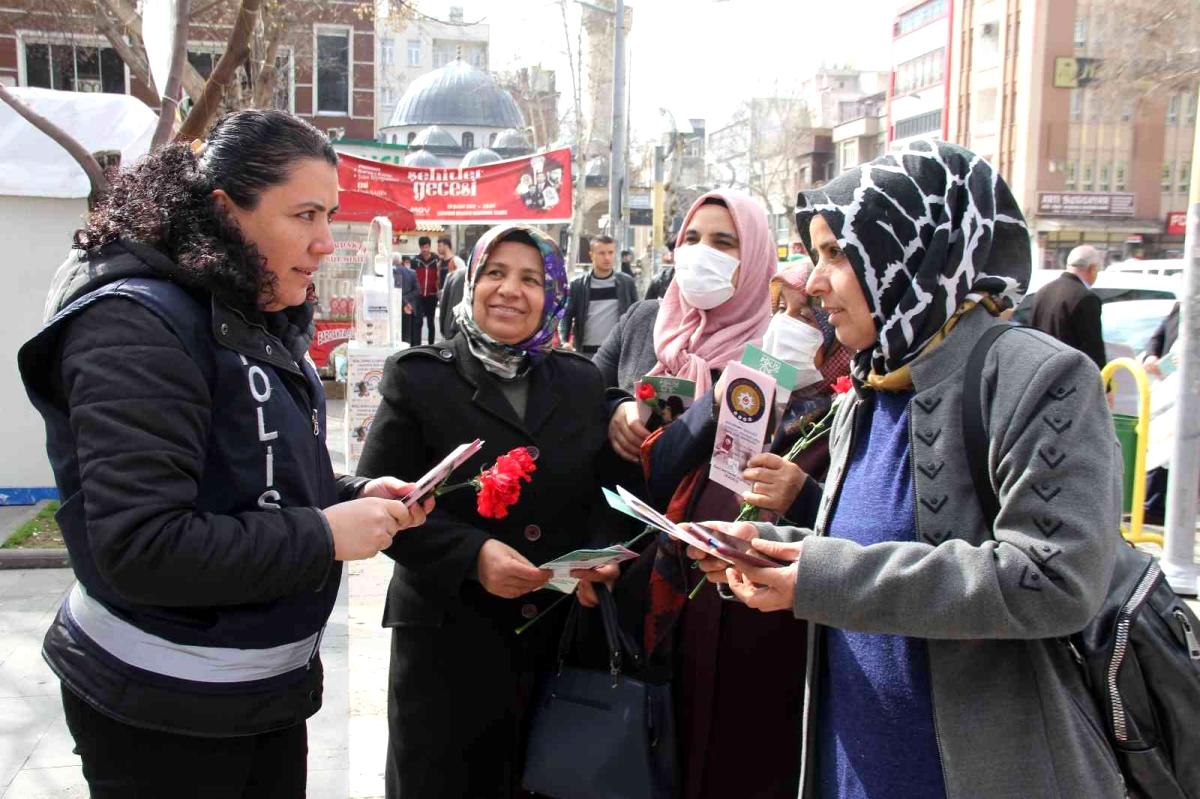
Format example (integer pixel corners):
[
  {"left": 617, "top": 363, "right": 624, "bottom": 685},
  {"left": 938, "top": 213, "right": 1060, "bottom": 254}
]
[
  {"left": 1166, "top": 211, "right": 1188, "bottom": 236},
  {"left": 1054, "top": 57, "right": 1101, "bottom": 88},
  {"left": 309, "top": 320, "right": 353, "bottom": 368},
  {"left": 1036, "top": 191, "right": 1135, "bottom": 218},
  {"left": 338, "top": 147, "right": 573, "bottom": 225}
]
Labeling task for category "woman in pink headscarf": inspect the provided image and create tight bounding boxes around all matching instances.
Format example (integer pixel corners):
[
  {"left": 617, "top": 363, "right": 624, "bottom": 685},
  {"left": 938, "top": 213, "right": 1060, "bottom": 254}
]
[{"left": 609, "top": 191, "right": 811, "bottom": 799}]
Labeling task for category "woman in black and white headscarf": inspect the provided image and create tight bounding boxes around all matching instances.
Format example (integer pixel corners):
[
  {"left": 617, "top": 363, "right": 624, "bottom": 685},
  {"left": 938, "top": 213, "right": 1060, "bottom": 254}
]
[{"left": 685, "top": 141, "right": 1124, "bottom": 799}]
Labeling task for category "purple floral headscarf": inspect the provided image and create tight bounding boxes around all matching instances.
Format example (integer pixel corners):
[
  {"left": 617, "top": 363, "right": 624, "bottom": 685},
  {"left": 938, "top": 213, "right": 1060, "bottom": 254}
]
[{"left": 453, "top": 224, "right": 569, "bottom": 378}]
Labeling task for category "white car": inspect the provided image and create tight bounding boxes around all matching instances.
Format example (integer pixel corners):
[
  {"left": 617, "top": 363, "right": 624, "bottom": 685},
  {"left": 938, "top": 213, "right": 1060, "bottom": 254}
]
[{"left": 1105, "top": 258, "right": 1185, "bottom": 278}]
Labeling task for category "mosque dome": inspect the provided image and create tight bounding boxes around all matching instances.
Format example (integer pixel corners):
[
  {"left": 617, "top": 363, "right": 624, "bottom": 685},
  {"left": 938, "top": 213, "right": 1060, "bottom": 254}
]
[
  {"left": 492, "top": 128, "right": 533, "bottom": 153},
  {"left": 403, "top": 149, "right": 444, "bottom": 167},
  {"left": 387, "top": 60, "right": 525, "bottom": 130},
  {"left": 460, "top": 148, "right": 502, "bottom": 167},
  {"left": 409, "top": 124, "right": 459, "bottom": 150}
]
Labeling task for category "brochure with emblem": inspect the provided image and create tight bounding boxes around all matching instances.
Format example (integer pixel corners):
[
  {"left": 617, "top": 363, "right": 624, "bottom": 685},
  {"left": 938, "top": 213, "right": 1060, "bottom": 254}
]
[
  {"left": 708, "top": 362, "right": 777, "bottom": 495},
  {"left": 401, "top": 439, "right": 484, "bottom": 507},
  {"left": 634, "top": 375, "right": 696, "bottom": 431},
  {"left": 538, "top": 545, "right": 640, "bottom": 593}
]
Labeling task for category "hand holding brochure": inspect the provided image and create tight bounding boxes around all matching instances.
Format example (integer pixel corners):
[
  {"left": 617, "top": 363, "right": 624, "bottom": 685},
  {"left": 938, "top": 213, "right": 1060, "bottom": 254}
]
[
  {"left": 538, "top": 546, "right": 639, "bottom": 594},
  {"left": 601, "top": 485, "right": 786, "bottom": 569},
  {"left": 401, "top": 439, "right": 484, "bottom": 507}
]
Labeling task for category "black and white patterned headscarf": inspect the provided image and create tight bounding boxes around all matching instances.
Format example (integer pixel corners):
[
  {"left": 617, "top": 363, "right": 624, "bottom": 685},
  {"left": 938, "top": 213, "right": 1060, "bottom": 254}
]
[{"left": 795, "top": 140, "right": 1030, "bottom": 377}]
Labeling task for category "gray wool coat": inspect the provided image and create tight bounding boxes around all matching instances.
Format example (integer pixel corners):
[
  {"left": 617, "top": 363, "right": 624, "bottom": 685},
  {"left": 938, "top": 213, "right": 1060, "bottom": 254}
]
[{"left": 759, "top": 305, "right": 1125, "bottom": 799}]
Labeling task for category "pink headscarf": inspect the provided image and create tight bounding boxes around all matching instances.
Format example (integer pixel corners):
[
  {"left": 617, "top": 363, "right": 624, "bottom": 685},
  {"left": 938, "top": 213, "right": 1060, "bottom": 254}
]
[{"left": 649, "top": 189, "right": 774, "bottom": 396}]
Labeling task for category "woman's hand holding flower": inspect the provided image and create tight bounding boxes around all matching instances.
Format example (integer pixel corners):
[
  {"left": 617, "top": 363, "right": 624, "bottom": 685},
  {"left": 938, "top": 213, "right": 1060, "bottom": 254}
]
[
  {"left": 477, "top": 538, "right": 552, "bottom": 599},
  {"left": 741, "top": 453, "right": 807, "bottom": 515}
]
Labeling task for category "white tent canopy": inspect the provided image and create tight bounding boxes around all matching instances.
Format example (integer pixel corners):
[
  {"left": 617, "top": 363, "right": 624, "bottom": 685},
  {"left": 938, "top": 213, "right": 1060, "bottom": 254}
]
[{"left": 0, "top": 87, "right": 156, "bottom": 198}]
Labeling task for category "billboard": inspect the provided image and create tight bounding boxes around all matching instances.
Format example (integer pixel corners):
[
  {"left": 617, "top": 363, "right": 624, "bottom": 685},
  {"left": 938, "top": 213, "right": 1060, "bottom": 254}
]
[
  {"left": 338, "top": 147, "right": 573, "bottom": 225},
  {"left": 1036, "top": 191, "right": 1135, "bottom": 218}
]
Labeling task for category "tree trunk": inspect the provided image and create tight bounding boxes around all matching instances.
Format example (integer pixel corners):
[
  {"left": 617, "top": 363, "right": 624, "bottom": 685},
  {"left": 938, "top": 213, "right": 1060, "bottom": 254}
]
[
  {"left": 150, "top": 0, "right": 193, "bottom": 150},
  {"left": 176, "top": 0, "right": 262, "bottom": 141},
  {"left": 0, "top": 84, "right": 110, "bottom": 202},
  {"left": 251, "top": 17, "right": 283, "bottom": 108},
  {"left": 95, "top": 0, "right": 207, "bottom": 102}
]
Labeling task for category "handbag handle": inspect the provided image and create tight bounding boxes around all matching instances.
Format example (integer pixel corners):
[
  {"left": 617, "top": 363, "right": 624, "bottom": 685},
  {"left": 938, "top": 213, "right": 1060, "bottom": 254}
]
[{"left": 554, "top": 584, "right": 643, "bottom": 679}]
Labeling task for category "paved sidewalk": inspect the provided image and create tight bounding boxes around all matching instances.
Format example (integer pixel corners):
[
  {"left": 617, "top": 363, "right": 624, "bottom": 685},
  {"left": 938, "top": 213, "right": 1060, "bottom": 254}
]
[{"left": 0, "top": 568, "right": 353, "bottom": 799}]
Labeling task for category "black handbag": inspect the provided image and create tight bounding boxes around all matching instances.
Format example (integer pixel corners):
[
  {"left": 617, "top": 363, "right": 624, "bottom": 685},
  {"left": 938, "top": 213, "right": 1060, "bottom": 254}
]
[{"left": 522, "top": 585, "right": 677, "bottom": 799}]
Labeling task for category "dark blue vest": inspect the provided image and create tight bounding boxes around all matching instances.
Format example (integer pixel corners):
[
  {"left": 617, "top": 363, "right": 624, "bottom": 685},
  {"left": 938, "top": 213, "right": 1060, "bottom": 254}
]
[{"left": 23, "top": 276, "right": 340, "bottom": 660}]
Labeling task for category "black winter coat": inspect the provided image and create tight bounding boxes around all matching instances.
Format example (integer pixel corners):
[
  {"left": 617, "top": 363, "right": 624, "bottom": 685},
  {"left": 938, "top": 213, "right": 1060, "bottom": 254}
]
[
  {"left": 18, "top": 239, "right": 364, "bottom": 736},
  {"left": 1030, "top": 272, "right": 1107, "bottom": 370},
  {"left": 356, "top": 334, "right": 636, "bottom": 798}
]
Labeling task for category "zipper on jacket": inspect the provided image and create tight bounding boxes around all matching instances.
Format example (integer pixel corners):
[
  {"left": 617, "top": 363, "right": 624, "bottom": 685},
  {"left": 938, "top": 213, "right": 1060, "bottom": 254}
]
[
  {"left": 311, "top": 408, "right": 320, "bottom": 437},
  {"left": 1174, "top": 609, "right": 1200, "bottom": 660},
  {"left": 907, "top": 397, "right": 950, "bottom": 799},
  {"left": 1107, "top": 560, "right": 1161, "bottom": 742}
]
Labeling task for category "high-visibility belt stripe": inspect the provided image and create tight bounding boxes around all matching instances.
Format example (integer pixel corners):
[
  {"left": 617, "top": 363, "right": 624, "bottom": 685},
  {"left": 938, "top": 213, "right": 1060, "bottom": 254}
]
[{"left": 65, "top": 583, "right": 320, "bottom": 684}]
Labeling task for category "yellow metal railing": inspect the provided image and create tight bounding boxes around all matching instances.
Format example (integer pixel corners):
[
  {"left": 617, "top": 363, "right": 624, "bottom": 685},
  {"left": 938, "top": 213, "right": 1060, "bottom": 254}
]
[{"left": 1101, "top": 358, "right": 1161, "bottom": 545}]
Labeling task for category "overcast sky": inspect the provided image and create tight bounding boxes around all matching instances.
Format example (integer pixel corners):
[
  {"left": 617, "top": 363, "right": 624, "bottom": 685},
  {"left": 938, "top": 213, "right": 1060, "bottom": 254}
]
[{"left": 415, "top": 0, "right": 895, "bottom": 138}]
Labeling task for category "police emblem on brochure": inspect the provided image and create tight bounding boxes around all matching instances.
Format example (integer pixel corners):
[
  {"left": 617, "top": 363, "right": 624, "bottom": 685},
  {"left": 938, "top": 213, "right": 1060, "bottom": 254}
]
[{"left": 708, "top": 361, "right": 777, "bottom": 495}]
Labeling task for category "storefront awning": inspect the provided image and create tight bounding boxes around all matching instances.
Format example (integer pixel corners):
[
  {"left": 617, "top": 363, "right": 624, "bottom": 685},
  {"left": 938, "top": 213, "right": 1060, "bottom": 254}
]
[{"left": 1033, "top": 217, "right": 1164, "bottom": 235}]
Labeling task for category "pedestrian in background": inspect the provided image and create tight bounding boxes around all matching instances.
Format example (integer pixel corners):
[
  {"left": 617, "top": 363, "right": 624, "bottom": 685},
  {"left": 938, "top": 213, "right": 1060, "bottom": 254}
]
[
  {"left": 412, "top": 235, "right": 440, "bottom": 344},
  {"left": 439, "top": 262, "right": 466, "bottom": 341},
  {"left": 357, "top": 224, "right": 626, "bottom": 799},
  {"left": 644, "top": 239, "right": 676, "bottom": 300},
  {"left": 437, "top": 235, "right": 465, "bottom": 287},
  {"left": 1030, "top": 244, "right": 1108, "bottom": 370},
  {"left": 19, "top": 109, "right": 430, "bottom": 799},
  {"left": 393, "top": 253, "right": 420, "bottom": 347},
  {"left": 691, "top": 141, "right": 1122, "bottom": 799},
  {"left": 559, "top": 234, "right": 637, "bottom": 356},
  {"left": 620, "top": 248, "right": 635, "bottom": 276}
]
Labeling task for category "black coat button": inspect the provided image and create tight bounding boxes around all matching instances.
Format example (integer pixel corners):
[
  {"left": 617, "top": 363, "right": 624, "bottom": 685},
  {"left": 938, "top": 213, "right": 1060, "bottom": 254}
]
[
  {"left": 309, "top": 690, "right": 319, "bottom": 702},
  {"left": 524, "top": 524, "right": 542, "bottom": 542},
  {"left": 265, "top": 344, "right": 273, "bottom": 355},
  {"left": 525, "top": 446, "right": 540, "bottom": 461},
  {"left": 521, "top": 603, "right": 538, "bottom": 619},
  {"left": 219, "top": 323, "right": 229, "bottom": 335},
  {"left": 439, "top": 349, "right": 453, "bottom": 360}
]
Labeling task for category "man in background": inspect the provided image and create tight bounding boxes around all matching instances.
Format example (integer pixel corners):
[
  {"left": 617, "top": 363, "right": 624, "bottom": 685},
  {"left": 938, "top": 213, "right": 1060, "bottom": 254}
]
[
  {"left": 437, "top": 236, "right": 465, "bottom": 289},
  {"left": 560, "top": 235, "right": 637, "bottom": 356},
  {"left": 620, "top": 250, "right": 635, "bottom": 276},
  {"left": 1030, "top": 244, "right": 1107, "bottom": 371},
  {"left": 412, "top": 236, "right": 440, "bottom": 345},
  {"left": 392, "top": 254, "right": 420, "bottom": 347},
  {"left": 645, "top": 240, "right": 676, "bottom": 301}
]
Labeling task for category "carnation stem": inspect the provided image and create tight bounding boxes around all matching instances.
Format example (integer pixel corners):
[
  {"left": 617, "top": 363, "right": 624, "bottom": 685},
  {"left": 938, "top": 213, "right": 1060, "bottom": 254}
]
[{"left": 514, "top": 591, "right": 573, "bottom": 635}]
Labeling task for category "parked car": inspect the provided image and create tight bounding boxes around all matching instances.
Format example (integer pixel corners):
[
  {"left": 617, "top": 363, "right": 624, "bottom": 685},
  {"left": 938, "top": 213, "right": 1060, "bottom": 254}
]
[{"left": 1105, "top": 258, "right": 1185, "bottom": 278}]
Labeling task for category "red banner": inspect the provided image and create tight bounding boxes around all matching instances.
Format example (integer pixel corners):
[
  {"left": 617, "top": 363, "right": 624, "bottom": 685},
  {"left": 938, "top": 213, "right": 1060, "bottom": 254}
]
[
  {"left": 309, "top": 320, "right": 353, "bottom": 368},
  {"left": 338, "top": 148, "right": 573, "bottom": 225}
]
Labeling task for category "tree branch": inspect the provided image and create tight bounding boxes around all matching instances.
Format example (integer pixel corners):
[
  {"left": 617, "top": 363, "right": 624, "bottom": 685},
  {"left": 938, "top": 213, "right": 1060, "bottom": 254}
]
[
  {"left": 151, "top": 0, "right": 192, "bottom": 149},
  {"left": 176, "top": 0, "right": 262, "bottom": 141},
  {"left": 0, "top": 84, "right": 109, "bottom": 199},
  {"left": 95, "top": 0, "right": 207, "bottom": 102}
]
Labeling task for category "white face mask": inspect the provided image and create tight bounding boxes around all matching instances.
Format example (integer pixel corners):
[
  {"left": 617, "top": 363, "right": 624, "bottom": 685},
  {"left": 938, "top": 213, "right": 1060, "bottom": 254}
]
[
  {"left": 762, "top": 312, "right": 824, "bottom": 388},
  {"left": 673, "top": 243, "right": 739, "bottom": 310}
]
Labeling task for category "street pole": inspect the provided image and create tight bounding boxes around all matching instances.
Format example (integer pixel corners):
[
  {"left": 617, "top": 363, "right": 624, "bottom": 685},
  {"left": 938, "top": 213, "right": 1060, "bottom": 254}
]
[
  {"left": 1161, "top": 84, "right": 1200, "bottom": 596},
  {"left": 608, "top": 0, "right": 626, "bottom": 253},
  {"left": 652, "top": 144, "right": 664, "bottom": 274}
]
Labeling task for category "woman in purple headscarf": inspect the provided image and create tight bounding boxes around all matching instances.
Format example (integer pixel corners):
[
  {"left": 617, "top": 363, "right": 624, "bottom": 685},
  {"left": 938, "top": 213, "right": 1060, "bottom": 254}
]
[{"left": 358, "top": 224, "right": 629, "bottom": 798}]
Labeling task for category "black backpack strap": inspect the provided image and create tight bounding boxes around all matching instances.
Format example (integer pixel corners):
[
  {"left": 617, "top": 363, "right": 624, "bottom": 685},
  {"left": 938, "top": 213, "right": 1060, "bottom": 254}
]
[{"left": 962, "top": 324, "right": 1021, "bottom": 532}]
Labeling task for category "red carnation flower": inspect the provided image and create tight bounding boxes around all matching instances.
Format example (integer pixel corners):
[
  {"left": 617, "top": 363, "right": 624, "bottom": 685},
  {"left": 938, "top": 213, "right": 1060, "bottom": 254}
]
[
  {"left": 436, "top": 446, "right": 539, "bottom": 520},
  {"left": 635, "top": 382, "right": 656, "bottom": 401},
  {"left": 832, "top": 375, "right": 853, "bottom": 394}
]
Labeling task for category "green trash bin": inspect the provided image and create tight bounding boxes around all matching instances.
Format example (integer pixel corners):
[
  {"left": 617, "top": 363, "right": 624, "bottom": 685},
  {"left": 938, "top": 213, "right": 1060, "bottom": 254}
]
[{"left": 1112, "top": 413, "right": 1138, "bottom": 512}]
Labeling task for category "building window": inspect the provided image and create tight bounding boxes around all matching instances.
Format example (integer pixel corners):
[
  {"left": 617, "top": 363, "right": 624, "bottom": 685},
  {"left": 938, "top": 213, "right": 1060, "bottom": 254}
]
[
  {"left": 894, "top": 109, "right": 942, "bottom": 139},
  {"left": 489, "top": 131, "right": 498, "bottom": 146},
  {"left": 407, "top": 131, "right": 417, "bottom": 144},
  {"left": 1115, "top": 162, "right": 1126, "bottom": 191},
  {"left": 1162, "top": 163, "right": 1172, "bottom": 192},
  {"left": 1099, "top": 163, "right": 1110, "bottom": 191},
  {"left": 1120, "top": 99, "right": 1133, "bottom": 122},
  {"left": 407, "top": 39, "right": 421, "bottom": 67},
  {"left": 468, "top": 47, "right": 487, "bottom": 69},
  {"left": 24, "top": 41, "right": 125, "bottom": 93},
  {"left": 1187, "top": 92, "right": 1198, "bottom": 125},
  {"left": 380, "top": 36, "right": 394, "bottom": 67},
  {"left": 1070, "top": 89, "right": 1082, "bottom": 122},
  {"left": 380, "top": 86, "right": 393, "bottom": 105},
  {"left": 839, "top": 139, "right": 857, "bottom": 172},
  {"left": 1168, "top": 94, "right": 1180, "bottom": 125},
  {"left": 1082, "top": 162, "right": 1093, "bottom": 191},
  {"left": 1181, "top": 161, "right": 1192, "bottom": 194},
  {"left": 1073, "top": 17, "right": 1086, "bottom": 47},
  {"left": 462, "top": 132, "right": 474, "bottom": 150},
  {"left": 1063, "top": 161, "right": 1077, "bottom": 190},
  {"left": 894, "top": 0, "right": 948, "bottom": 37},
  {"left": 895, "top": 48, "right": 945, "bottom": 94},
  {"left": 314, "top": 27, "right": 350, "bottom": 115},
  {"left": 433, "top": 45, "right": 455, "bottom": 68}
]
